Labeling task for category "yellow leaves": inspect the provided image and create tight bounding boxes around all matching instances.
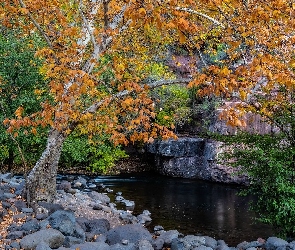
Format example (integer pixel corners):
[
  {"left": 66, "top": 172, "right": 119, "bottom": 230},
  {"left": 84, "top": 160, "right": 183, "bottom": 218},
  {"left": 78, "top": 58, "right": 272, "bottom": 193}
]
[
  {"left": 239, "top": 90, "right": 247, "bottom": 101},
  {"left": 15, "top": 107, "right": 24, "bottom": 119},
  {"left": 139, "top": 8, "right": 146, "bottom": 16}
]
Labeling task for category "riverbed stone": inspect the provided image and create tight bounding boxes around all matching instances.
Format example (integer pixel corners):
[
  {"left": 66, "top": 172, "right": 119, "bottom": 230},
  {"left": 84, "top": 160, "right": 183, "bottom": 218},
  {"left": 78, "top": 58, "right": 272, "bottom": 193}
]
[
  {"left": 70, "top": 242, "right": 110, "bottom": 250},
  {"left": 138, "top": 239, "right": 154, "bottom": 250},
  {"left": 204, "top": 236, "right": 217, "bottom": 249},
  {"left": 36, "top": 241, "right": 52, "bottom": 250},
  {"left": 266, "top": 237, "right": 288, "bottom": 250},
  {"left": 193, "top": 246, "right": 214, "bottom": 250},
  {"left": 20, "top": 229, "right": 65, "bottom": 249},
  {"left": 85, "top": 218, "right": 110, "bottom": 234},
  {"left": 106, "top": 224, "right": 153, "bottom": 245},
  {"left": 88, "top": 191, "right": 110, "bottom": 204},
  {"left": 158, "top": 230, "right": 180, "bottom": 246}
]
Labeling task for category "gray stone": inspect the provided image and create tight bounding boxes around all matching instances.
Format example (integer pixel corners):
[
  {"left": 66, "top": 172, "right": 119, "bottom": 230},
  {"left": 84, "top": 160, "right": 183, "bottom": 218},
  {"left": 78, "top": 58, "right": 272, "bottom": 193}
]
[
  {"left": 57, "top": 180, "right": 71, "bottom": 191},
  {"left": 138, "top": 239, "right": 154, "bottom": 250},
  {"left": 47, "top": 210, "right": 76, "bottom": 233},
  {"left": 106, "top": 224, "right": 153, "bottom": 245},
  {"left": 37, "top": 202, "right": 64, "bottom": 215},
  {"left": 21, "top": 207, "right": 33, "bottom": 214},
  {"left": 119, "top": 211, "right": 137, "bottom": 224},
  {"left": 153, "top": 238, "right": 165, "bottom": 250},
  {"left": 93, "top": 203, "right": 112, "bottom": 213},
  {"left": 204, "top": 236, "right": 217, "bottom": 249},
  {"left": 194, "top": 246, "right": 214, "bottom": 250},
  {"left": 6, "top": 231, "right": 24, "bottom": 240},
  {"left": 36, "top": 241, "right": 52, "bottom": 250},
  {"left": 88, "top": 191, "right": 110, "bottom": 204},
  {"left": 85, "top": 218, "right": 110, "bottom": 234},
  {"left": 158, "top": 230, "right": 180, "bottom": 246},
  {"left": 109, "top": 243, "right": 136, "bottom": 250},
  {"left": 146, "top": 138, "right": 205, "bottom": 157},
  {"left": 64, "top": 236, "right": 84, "bottom": 247},
  {"left": 266, "top": 237, "right": 288, "bottom": 250},
  {"left": 216, "top": 240, "right": 230, "bottom": 250},
  {"left": 183, "top": 235, "right": 206, "bottom": 248},
  {"left": 21, "top": 218, "right": 40, "bottom": 233},
  {"left": 137, "top": 214, "right": 152, "bottom": 224},
  {"left": 14, "top": 200, "right": 27, "bottom": 212},
  {"left": 20, "top": 229, "right": 65, "bottom": 249},
  {"left": 70, "top": 242, "right": 110, "bottom": 250},
  {"left": 10, "top": 241, "right": 20, "bottom": 250}
]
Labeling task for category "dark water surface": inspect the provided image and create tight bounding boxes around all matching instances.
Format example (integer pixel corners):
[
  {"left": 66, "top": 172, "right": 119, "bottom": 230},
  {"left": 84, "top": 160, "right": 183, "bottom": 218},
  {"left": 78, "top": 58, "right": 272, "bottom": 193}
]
[{"left": 91, "top": 173, "right": 273, "bottom": 246}]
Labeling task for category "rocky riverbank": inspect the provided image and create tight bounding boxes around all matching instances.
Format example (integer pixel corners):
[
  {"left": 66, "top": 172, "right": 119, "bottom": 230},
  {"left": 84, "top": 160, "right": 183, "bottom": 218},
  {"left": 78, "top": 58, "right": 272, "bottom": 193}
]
[{"left": 0, "top": 173, "right": 291, "bottom": 250}]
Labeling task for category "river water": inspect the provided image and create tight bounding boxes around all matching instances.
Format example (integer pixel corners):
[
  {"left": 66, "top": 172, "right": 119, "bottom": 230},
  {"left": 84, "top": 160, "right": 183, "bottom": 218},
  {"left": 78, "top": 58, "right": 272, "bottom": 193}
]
[{"left": 91, "top": 172, "right": 273, "bottom": 246}]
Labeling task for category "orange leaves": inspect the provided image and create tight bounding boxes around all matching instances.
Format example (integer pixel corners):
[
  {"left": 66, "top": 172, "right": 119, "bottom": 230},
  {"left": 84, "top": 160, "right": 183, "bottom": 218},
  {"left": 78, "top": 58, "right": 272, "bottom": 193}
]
[{"left": 15, "top": 107, "right": 24, "bottom": 119}]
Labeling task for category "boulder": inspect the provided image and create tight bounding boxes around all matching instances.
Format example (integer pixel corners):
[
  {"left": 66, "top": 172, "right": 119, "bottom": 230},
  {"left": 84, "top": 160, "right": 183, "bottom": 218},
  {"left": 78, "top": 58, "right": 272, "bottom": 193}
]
[
  {"left": 266, "top": 237, "right": 288, "bottom": 250},
  {"left": 88, "top": 191, "right": 110, "bottom": 204},
  {"left": 106, "top": 224, "right": 153, "bottom": 245},
  {"left": 20, "top": 229, "right": 65, "bottom": 249},
  {"left": 158, "top": 230, "right": 180, "bottom": 246},
  {"left": 85, "top": 218, "right": 110, "bottom": 234},
  {"left": 70, "top": 242, "right": 110, "bottom": 250}
]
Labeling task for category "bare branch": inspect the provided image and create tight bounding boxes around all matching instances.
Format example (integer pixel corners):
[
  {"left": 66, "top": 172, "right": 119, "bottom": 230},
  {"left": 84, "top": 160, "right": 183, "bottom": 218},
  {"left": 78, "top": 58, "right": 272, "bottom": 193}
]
[{"left": 175, "top": 7, "right": 225, "bottom": 28}]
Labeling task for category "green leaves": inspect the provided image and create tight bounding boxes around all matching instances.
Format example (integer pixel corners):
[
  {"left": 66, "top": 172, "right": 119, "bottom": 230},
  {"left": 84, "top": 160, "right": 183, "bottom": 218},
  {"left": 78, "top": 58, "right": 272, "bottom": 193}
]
[{"left": 217, "top": 132, "right": 295, "bottom": 238}]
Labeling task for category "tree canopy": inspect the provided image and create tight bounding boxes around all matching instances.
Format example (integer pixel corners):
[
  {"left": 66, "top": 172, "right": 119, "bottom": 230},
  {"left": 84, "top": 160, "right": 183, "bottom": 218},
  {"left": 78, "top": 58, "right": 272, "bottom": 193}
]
[{"left": 1, "top": 0, "right": 295, "bottom": 208}]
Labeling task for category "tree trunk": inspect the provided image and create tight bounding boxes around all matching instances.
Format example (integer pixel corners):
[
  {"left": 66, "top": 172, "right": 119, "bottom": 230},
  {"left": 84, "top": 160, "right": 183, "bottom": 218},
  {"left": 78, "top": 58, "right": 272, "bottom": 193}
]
[{"left": 24, "top": 128, "right": 66, "bottom": 206}]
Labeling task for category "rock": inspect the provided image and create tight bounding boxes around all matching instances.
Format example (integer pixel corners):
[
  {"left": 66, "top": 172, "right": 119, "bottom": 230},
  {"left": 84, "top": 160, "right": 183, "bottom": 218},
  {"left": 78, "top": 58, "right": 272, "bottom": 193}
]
[
  {"left": 194, "top": 246, "right": 214, "bottom": 250},
  {"left": 21, "top": 207, "right": 33, "bottom": 214},
  {"left": 57, "top": 180, "right": 71, "bottom": 191},
  {"left": 137, "top": 214, "right": 152, "bottom": 224},
  {"left": 138, "top": 239, "right": 154, "bottom": 250},
  {"left": 20, "top": 229, "right": 65, "bottom": 250},
  {"left": 47, "top": 210, "right": 76, "bottom": 234},
  {"left": 85, "top": 218, "right": 110, "bottom": 234},
  {"left": 93, "top": 203, "right": 112, "bottom": 213},
  {"left": 158, "top": 230, "right": 180, "bottom": 246},
  {"left": 0, "top": 173, "right": 12, "bottom": 181},
  {"left": 204, "top": 236, "right": 217, "bottom": 249},
  {"left": 14, "top": 200, "right": 27, "bottom": 212},
  {"left": 153, "top": 238, "right": 165, "bottom": 250},
  {"left": 109, "top": 243, "right": 136, "bottom": 250},
  {"left": 119, "top": 211, "right": 137, "bottom": 224},
  {"left": 154, "top": 225, "right": 165, "bottom": 236},
  {"left": 64, "top": 236, "right": 84, "bottom": 247},
  {"left": 6, "top": 231, "right": 25, "bottom": 240},
  {"left": 88, "top": 191, "right": 110, "bottom": 204},
  {"left": 266, "top": 237, "right": 288, "bottom": 250},
  {"left": 21, "top": 219, "right": 41, "bottom": 233},
  {"left": 95, "top": 234, "right": 107, "bottom": 243},
  {"left": 70, "top": 242, "right": 110, "bottom": 250},
  {"left": 74, "top": 177, "right": 87, "bottom": 188},
  {"left": 183, "top": 235, "right": 206, "bottom": 248},
  {"left": 116, "top": 195, "right": 125, "bottom": 202},
  {"left": 36, "top": 241, "right": 52, "bottom": 250},
  {"left": 216, "top": 240, "right": 230, "bottom": 250},
  {"left": 10, "top": 241, "right": 20, "bottom": 249},
  {"left": 76, "top": 217, "right": 89, "bottom": 231},
  {"left": 121, "top": 200, "right": 135, "bottom": 208},
  {"left": 106, "top": 224, "right": 153, "bottom": 245},
  {"left": 37, "top": 202, "right": 64, "bottom": 215}
]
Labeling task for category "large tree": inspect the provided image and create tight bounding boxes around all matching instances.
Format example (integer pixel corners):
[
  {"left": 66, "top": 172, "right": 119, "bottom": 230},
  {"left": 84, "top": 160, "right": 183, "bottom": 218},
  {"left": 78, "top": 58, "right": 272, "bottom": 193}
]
[{"left": 0, "top": 0, "right": 223, "bottom": 205}]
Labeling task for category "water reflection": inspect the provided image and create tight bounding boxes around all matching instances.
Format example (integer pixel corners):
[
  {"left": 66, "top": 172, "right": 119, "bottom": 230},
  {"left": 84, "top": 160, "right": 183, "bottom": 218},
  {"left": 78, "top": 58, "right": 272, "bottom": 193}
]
[{"left": 93, "top": 173, "right": 273, "bottom": 246}]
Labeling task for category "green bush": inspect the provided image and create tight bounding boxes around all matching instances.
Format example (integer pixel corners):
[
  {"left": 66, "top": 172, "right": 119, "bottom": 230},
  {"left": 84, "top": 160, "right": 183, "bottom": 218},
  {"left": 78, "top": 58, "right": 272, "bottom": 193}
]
[{"left": 216, "top": 131, "right": 295, "bottom": 238}]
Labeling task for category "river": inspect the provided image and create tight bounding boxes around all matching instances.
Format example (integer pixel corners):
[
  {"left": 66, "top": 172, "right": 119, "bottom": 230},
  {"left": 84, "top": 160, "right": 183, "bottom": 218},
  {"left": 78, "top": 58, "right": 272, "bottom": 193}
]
[{"left": 89, "top": 172, "right": 274, "bottom": 246}]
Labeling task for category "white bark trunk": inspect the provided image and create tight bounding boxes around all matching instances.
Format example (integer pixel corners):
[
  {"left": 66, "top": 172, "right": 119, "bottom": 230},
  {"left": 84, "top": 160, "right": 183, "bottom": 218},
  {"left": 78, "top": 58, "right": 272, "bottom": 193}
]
[{"left": 24, "top": 128, "right": 66, "bottom": 205}]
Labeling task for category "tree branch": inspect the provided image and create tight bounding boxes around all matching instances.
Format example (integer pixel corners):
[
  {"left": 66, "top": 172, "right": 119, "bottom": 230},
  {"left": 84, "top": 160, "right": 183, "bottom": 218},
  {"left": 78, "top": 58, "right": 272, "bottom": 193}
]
[
  {"left": 84, "top": 78, "right": 192, "bottom": 114},
  {"left": 18, "top": 0, "right": 54, "bottom": 50},
  {"left": 175, "top": 7, "right": 225, "bottom": 28}
]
